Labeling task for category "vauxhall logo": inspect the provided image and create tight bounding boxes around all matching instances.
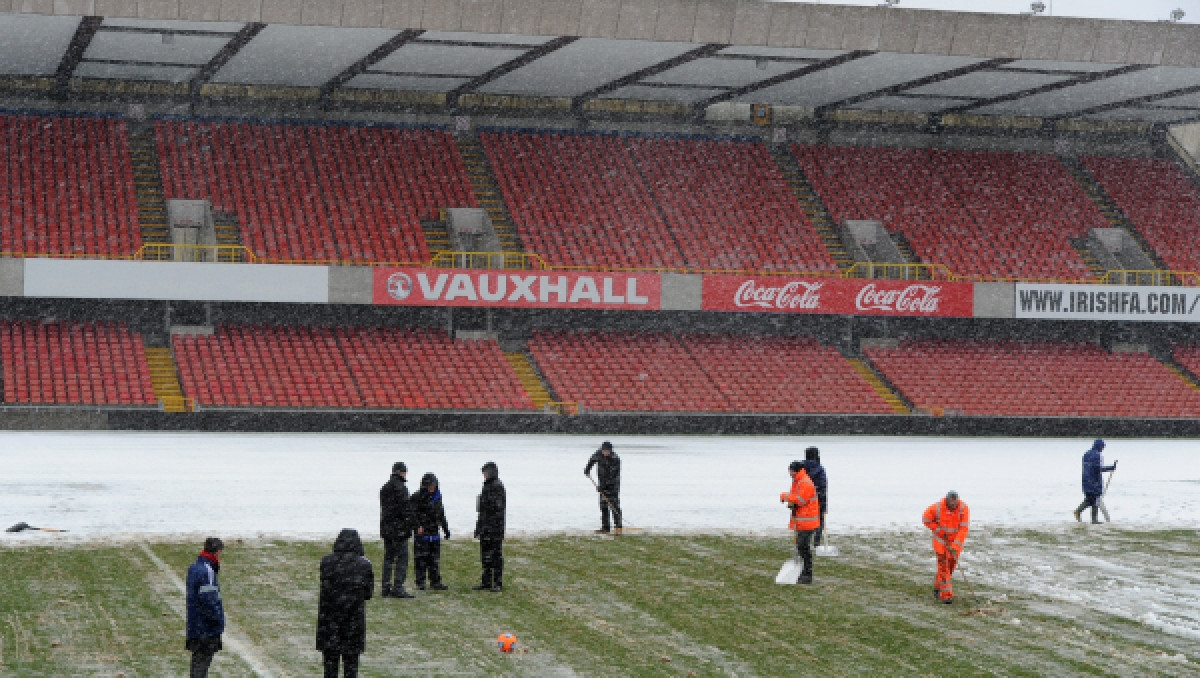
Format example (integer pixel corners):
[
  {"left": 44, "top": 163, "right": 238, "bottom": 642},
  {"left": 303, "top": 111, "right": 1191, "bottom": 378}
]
[{"left": 386, "top": 271, "right": 651, "bottom": 306}]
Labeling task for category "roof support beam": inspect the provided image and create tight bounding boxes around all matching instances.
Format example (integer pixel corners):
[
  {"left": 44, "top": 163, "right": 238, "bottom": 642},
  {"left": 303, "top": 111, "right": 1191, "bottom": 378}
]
[
  {"left": 53, "top": 16, "right": 102, "bottom": 100},
  {"left": 943, "top": 64, "right": 1153, "bottom": 115},
  {"left": 448, "top": 36, "right": 578, "bottom": 110},
  {"left": 319, "top": 29, "right": 424, "bottom": 101},
  {"left": 694, "top": 50, "right": 874, "bottom": 110},
  {"left": 1048, "top": 84, "right": 1200, "bottom": 120},
  {"left": 813, "top": 58, "right": 1014, "bottom": 117},
  {"left": 189, "top": 22, "right": 266, "bottom": 98},
  {"left": 571, "top": 43, "right": 725, "bottom": 113}
]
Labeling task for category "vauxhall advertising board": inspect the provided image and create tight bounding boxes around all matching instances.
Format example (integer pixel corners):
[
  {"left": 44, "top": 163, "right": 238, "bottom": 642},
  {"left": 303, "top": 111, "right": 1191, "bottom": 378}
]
[
  {"left": 373, "top": 268, "right": 662, "bottom": 310},
  {"left": 701, "top": 275, "right": 974, "bottom": 317},
  {"left": 1016, "top": 283, "right": 1200, "bottom": 322}
]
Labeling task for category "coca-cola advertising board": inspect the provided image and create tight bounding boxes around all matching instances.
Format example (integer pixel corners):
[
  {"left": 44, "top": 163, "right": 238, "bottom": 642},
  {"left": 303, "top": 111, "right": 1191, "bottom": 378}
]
[
  {"left": 701, "top": 275, "right": 974, "bottom": 317},
  {"left": 372, "top": 268, "right": 661, "bottom": 310}
]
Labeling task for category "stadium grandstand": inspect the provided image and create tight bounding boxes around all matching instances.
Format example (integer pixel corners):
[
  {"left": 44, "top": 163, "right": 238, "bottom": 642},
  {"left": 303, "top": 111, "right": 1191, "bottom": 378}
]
[{"left": 0, "top": 1, "right": 1199, "bottom": 435}]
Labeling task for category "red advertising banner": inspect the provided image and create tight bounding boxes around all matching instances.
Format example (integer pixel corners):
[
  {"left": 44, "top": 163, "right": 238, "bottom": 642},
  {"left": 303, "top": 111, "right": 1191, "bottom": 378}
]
[
  {"left": 701, "top": 275, "right": 974, "bottom": 317},
  {"left": 373, "top": 268, "right": 661, "bottom": 310}
]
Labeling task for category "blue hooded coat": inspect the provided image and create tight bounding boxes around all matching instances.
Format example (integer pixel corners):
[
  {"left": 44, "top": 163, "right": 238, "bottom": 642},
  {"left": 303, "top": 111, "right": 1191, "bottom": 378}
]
[
  {"left": 1082, "top": 440, "right": 1116, "bottom": 496},
  {"left": 186, "top": 552, "right": 225, "bottom": 639}
]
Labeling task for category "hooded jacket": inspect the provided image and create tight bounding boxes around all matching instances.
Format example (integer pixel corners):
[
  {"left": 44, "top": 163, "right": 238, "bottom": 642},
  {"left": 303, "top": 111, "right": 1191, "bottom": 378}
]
[
  {"left": 186, "top": 551, "right": 225, "bottom": 639},
  {"left": 475, "top": 463, "right": 506, "bottom": 539},
  {"left": 379, "top": 471, "right": 413, "bottom": 539},
  {"left": 316, "top": 529, "right": 374, "bottom": 654},
  {"left": 585, "top": 449, "right": 621, "bottom": 493},
  {"left": 802, "top": 459, "right": 827, "bottom": 513},
  {"left": 780, "top": 468, "right": 820, "bottom": 531},
  {"left": 1082, "top": 441, "right": 1116, "bottom": 496},
  {"left": 411, "top": 473, "right": 449, "bottom": 542}
]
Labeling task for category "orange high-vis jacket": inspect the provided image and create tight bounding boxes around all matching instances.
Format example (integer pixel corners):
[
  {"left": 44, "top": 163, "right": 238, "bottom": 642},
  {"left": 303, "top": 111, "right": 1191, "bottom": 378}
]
[
  {"left": 780, "top": 468, "right": 820, "bottom": 531},
  {"left": 923, "top": 498, "right": 970, "bottom": 555}
]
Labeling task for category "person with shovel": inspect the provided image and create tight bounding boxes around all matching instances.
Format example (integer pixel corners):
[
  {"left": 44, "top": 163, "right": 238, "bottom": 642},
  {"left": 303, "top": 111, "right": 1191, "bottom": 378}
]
[
  {"left": 186, "top": 537, "right": 226, "bottom": 677},
  {"left": 802, "top": 446, "right": 828, "bottom": 547},
  {"left": 585, "top": 441, "right": 622, "bottom": 534},
  {"left": 923, "top": 491, "right": 969, "bottom": 604},
  {"left": 1075, "top": 439, "right": 1117, "bottom": 524},
  {"left": 780, "top": 460, "right": 820, "bottom": 584}
]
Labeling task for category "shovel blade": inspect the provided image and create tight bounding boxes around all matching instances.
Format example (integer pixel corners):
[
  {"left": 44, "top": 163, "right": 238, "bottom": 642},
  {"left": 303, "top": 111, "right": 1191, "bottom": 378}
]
[
  {"left": 815, "top": 545, "right": 839, "bottom": 557},
  {"left": 6, "top": 522, "right": 30, "bottom": 533},
  {"left": 775, "top": 558, "right": 802, "bottom": 585}
]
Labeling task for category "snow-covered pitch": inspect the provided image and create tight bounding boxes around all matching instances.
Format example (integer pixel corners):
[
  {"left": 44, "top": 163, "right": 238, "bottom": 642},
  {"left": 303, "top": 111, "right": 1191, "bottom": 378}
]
[{"left": 4, "top": 432, "right": 1199, "bottom": 641}]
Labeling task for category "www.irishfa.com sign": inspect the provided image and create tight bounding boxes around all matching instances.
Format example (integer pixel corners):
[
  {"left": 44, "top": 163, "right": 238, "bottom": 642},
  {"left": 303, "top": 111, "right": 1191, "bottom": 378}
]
[{"left": 1016, "top": 283, "right": 1200, "bottom": 322}]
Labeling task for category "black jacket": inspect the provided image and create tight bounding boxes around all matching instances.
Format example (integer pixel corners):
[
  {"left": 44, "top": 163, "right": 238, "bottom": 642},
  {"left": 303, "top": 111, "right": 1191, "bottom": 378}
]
[
  {"left": 803, "top": 460, "right": 828, "bottom": 512},
  {"left": 475, "top": 474, "right": 506, "bottom": 539},
  {"left": 379, "top": 473, "right": 413, "bottom": 539},
  {"left": 316, "top": 529, "right": 374, "bottom": 655},
  {"left": 585, "top": 450, "right": 621, "bottom": 493},
  {"left": 411, "top": 473, "right": 449, "bottom": 541}
]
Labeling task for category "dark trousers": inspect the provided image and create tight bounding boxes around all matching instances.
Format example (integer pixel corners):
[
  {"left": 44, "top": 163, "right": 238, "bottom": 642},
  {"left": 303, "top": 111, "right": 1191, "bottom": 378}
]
[
  {"left": 1076, "top": 493, "right": 1101, "bottom": 522},
  {"left": 599, "top": 491, "right": 622, "bottom": 530},
  {"left": 323, "top": 651, "right": 360, "bottom": 678},
  {"left": 381, "top": 535, "right": 410, "bottom": 593},
  {"left": 480, "top": 537, "right": 504, "bottom": 587},
  {"left": 794, "top": 529, "right": 814, "bottom": 579},
  {"left": 187, "top": 636, "right": 221, "bottom": 678},
  {"left": 413, "top": 538, "right": 443, "bottom": 587}
]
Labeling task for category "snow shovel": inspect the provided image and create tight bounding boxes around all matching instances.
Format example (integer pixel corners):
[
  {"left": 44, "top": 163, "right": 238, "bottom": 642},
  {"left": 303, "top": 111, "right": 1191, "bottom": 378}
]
[
  {"left": 775, "top": 557, "right": 802, "bottom": 585},
  {"left": 1098, "top": 464, "right": 1117, "bottom": 523},
  {"left": 814, "top": 519, "right": 839, "bottom": 557},
  {"left": 586, "top": 475, "right": 641, "bottom": 534},
  {"left": 6, "top": 521, "right": 67, "bottom": 533}
]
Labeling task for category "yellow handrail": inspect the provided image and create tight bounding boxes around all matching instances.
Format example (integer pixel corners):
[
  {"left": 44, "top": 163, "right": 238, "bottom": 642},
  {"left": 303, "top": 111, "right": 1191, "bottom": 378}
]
[
  {"left": 1100, "top": 270, "right": 1200, "bottom": 287},
  {"left": 159, "top": 395, "right": 195, "bottom": 413},
  {"left": 544, "top": 401, "right": 580, "bottom": 415},
  {"left": 428, "top": 251, "right": 547, "bottom": 270},
  {"left": 843, "top": 262, "right": 956, "bottom": 281},
  {"left": 136, "top": 243, "right": 257, "bottom": 262}
]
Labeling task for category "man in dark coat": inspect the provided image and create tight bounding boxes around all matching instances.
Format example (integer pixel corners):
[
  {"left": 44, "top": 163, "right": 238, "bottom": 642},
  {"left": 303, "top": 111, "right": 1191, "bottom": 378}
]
[
  {"left": 185, "top": 536, "right": 225, "bottom": 678},
  {"left": 803, "top": 446, "right": 828, "bottom": 547},
  {"left": 379, "top": 461, "right": 414, "bottom": 598},
  {"left": 584, "top": 441, "right": 622, "bottom": 533},
  {"left": 473, "top": 461, "right": 507, "bottom": 592},
  {"left": 1075, "top": 439, "right": 1117, "bottom": 524},
  {"left": 317, "top": 528, "right": 374, "bottom": 678},
  {"left": 410, "top": 472, "right": 450, "bottom": 590}
]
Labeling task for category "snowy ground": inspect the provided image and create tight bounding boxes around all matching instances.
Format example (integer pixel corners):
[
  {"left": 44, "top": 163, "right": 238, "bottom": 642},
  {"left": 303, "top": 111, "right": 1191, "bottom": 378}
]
[{"left": 4, "top": 432, "right": 1200, "bottom": 645}]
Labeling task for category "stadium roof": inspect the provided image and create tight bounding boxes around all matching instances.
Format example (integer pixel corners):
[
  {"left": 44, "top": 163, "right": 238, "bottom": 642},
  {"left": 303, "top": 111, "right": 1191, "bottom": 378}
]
[{"left": 3, "top": 1, "right": 1200, "bottom": 126}]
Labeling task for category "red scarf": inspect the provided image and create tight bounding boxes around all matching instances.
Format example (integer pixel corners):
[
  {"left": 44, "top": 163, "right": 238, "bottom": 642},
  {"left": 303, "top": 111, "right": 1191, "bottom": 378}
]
[{"left": 200, "top": 550, "right": 221, "bottom": 570}]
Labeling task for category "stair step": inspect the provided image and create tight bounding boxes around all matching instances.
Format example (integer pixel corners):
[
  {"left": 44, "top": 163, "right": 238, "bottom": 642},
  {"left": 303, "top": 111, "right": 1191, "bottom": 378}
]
[
  {"left": 505, "top": 351, "right": 554, "bottom": 409},
  {"left": 848, "top": 358, "right": 910, "bottom": 414}
]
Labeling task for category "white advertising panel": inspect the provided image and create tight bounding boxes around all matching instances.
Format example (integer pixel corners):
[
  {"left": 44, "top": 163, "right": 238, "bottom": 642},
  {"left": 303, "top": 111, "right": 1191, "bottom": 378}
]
[
  {"left": 1015, "top": 283, "right": 1200, "bottom": 322},
  {"left": 24, "top": 259, "right": 329, "bottom": 303}
]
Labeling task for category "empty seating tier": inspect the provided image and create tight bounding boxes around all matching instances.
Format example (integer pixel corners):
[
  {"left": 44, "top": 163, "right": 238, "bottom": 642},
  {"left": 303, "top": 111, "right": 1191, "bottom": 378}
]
[
  {"left": 481, "top": 131, "right": 837, "bottom": 272},
  {"left": 527, "top": 330, "right": 892, "bottom": 414},
  {"left": 1, "top": 320, "right": 155, "bottom": 406},
  {"left": 172, "top": 325, "right": 533, "bottom": 410},
  {"left": 0, "top": 114, "right": 141, "bottom": 256},
  {"left": 866, "top": 338, "right": 1200, "bottom": 418},
  {"left": 1082, "top": 155, "right": 1200, "bottom": 273},
  {"left": 794, "top": 145, "right": 1103, "bottom": 280},
  {"left": 155, "top": 121, "right": 476, "bottom": 263}
]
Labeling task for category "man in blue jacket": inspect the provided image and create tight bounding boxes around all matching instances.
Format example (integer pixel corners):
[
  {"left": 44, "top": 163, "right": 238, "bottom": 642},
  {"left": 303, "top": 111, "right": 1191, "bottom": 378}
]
[
  {"left": 803, "top": 446, "right": 828, "bottom": 547},
  {"left": 1075, "top": 439, "right": 1117, "bottom": 524},
  {"left": 186, "top": 537, "right": 226, "bottom": 677}
]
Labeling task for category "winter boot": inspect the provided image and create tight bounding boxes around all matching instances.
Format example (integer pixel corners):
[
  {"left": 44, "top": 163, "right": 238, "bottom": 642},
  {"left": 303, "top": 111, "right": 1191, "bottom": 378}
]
[
  {"left": 797, "top": 573, "right": 813, "bottom": 585},
  {"left": 941, "top": 596, "right": 954, "bottom": 605},
  {"left": 472, "top": 576, "right": 492, "bottom": 591},
  {"left": 382, "top": 585, "right": 393, "bottom": 598},
  {"left": 1090, "top": 506, "right": 1102, "bottom": 524},
  {"left": 395, "top": 588, "right": 414, "bottom": 599}
]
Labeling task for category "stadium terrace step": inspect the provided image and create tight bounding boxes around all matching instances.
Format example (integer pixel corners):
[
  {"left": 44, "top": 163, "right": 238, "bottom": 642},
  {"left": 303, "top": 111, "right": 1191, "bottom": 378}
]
[
  {"left": 212, "top": 212, "right": 248, "bottom": 262},
  {"left": 847, "top": 358, "right": 910, "bottom": 414},
  {"left": 1070, "top": 238, "right": 1106, "bottom": 278},
  {"left": 1061, "top": 156, "right": 1168, "bottom": 273},
  {"left": 144, "top": 346, "right": 190, "bottom": 413},
  {"left": 455, "top": 136, "right": 526, "bottom": 255},
  {"left": 422, "top": 217, "right": 452, "bottom": 253},
  {"left": 128, "top": 127, "right": 172, "bottom": 256},
  {"left": 504, "top": 351, "right": 554, "bottom": 410},
  {"left": 768, "top": 145, "right": 853, "bottom": 271}
]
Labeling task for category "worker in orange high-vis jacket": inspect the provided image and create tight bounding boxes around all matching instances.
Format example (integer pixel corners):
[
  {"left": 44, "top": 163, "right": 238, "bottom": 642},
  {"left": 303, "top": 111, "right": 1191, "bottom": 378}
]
[
  {"left": 780, "top": 460, "right": 820, "bottom": 584},
  {"left": 922, "top": 490, "right": 970, "bottom": 604}
]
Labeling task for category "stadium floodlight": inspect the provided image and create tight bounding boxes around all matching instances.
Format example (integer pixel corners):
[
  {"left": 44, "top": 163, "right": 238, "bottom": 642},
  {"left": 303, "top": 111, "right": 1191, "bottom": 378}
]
[
  {"left": 1169, "top": 8, "right": 1185, "bottom": 22},
  {"left": 1028, "top": 2, "right": 1046, "bottom": 14}
]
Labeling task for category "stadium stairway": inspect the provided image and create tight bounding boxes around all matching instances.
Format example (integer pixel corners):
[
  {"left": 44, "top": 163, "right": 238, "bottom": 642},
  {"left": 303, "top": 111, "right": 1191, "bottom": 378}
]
[
  {"left": 128, "top": 126, "right": 171, "bottom": 259},
  {"left": 1060, "top": 156, "right": 1168, "bottom": 272},
  {"left": 144, "top": 346, "right": 189, "bottom": 412},
  {"left": 455, "top": 136, "right": 524, "bottom": 255},
  {"left": 768, "top": 145, "right": 852, "bottom": 271},
  {"left": 505, "top": 351, "right": 554, "bottom": 410},
  {"left": 847, "top": 357, "right": 910, "bottom": 414},
  {"left": 212, "top": 211, "right": 248, "bottom": 262},
  {"left": 423, "top": 212, "right": 452, "bottom": 253}
]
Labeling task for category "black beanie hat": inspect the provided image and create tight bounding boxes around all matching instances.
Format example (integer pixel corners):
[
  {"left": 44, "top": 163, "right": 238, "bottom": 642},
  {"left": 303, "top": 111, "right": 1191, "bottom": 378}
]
[
  {"left": 482, "top": 461, "right": 498, "bottom": 478},
  {"left": 392, "top": 461, "right": 407, "bottom": 474},
  {"left": 203, "top": 537, "right": 224, "bottom": 553},
  {"left": 788, "top": 460, "right": 804, "bottom": 473},
  {"left": 805, "top": 446, "right": 820, "bottom": 461},
  {"left": 600, "top": 441, "right": 613, "bottom": 451}
]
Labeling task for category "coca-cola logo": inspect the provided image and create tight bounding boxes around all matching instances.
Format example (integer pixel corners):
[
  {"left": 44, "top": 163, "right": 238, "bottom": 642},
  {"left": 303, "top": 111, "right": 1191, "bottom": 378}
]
[
  {"left": 734, "top": 280, "right": 824, "bottom": 310},
  {"left": 855, "top": 283, "right": 943, "bottom": 313}
]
